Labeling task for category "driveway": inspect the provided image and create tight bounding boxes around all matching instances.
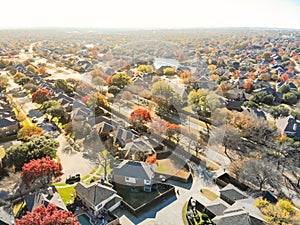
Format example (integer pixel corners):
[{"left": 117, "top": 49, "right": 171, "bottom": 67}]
[{"left": 56, "top": 134, "right": 96, "bottom": 181}]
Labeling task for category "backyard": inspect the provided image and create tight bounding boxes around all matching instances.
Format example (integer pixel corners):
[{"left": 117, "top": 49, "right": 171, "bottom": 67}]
[
  {"left": 115, "top": 185, "right": 173, "bottom": 209},
  {"left": 156, "top": 158, "right": 190, "bottom": 179}
]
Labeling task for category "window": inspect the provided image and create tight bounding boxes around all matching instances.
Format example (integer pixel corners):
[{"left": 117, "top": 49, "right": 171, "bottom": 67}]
[
  {"left": 125, "top": 177, "right": 136, "bottom": 183},
  {"left": 144, "top": 180, "right": 151, "bottom": 185}
]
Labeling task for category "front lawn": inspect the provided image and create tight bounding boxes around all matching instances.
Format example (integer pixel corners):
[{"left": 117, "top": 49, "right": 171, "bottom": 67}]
[
  {"left": 156, "top": 158, "right": 190, "bottom": 179},
  {"left": 182, "top": 201, "right": 189, "bottom": 225},
  {"left": 54, "top": 184, "right": 76, "bottom": 205}
]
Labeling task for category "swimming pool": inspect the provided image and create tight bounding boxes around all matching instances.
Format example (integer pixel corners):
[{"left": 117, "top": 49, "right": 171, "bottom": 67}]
[{"left": 77, "top": 214, "right": 93, "bottom": 225}]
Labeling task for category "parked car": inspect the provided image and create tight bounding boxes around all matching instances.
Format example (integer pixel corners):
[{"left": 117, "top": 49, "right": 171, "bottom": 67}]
[
  {"left": 65, "top": 174, "right": 80, "bottom": 184},
  {"left": 32, "top": 117, "right": 37, "bottom": 123}
]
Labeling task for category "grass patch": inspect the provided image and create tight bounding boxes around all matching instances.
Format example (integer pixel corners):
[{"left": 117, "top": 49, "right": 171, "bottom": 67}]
[
  {"left": 206, "top": 162, "right": 220, "bottom": 171},
  {"left": 156, "top": 159, "right": 190, "bottom": 179},
  {"left": 182, "top": 201, "right": 189, "bottom": 225},
  {"left": 55, "top": 185, "right": 76, "bottom": 205},
  {"left": 200, "top": 188, "right": 218, "bottom": 201}
]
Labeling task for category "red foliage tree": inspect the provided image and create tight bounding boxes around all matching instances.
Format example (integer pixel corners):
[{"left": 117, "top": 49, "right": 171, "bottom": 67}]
[
  {"left": 243, "top": 81, "right": 253, "bottom": 89},
  {"left": 22, "top": 157, "right": 63, "bottom": 187},
  {"left": 129, "top": 108, "right": 152, "bottom": 132},
  {"left": 32, "top": 89, "right": 52, "bottom": 104},
  {"left": 280, "top": 73, "right": 289, "bottom": 82},
  {"left": 16, "top": 204, "right": 80, "bottom": 225},
  {"left": 166, "top": 123, "right": 181, "bottom": 143}
]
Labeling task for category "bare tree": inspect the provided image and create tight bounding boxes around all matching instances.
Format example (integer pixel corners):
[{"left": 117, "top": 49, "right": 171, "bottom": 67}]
[{"left": 239, "top": 159, "right": 281, "bottom": 191}]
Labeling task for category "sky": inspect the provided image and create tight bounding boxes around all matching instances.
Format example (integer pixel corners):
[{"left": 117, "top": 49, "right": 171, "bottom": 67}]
[{"left": 1, "top": 0, "right": 300, "bottom": 29}]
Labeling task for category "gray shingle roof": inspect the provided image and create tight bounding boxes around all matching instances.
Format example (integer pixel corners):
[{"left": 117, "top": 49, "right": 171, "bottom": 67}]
[
  {"left": 113, "top": 160, "right": 156, "bottom": 180},
  {"left": 75, "top": 182, "right": 117, "bottom": 207}
]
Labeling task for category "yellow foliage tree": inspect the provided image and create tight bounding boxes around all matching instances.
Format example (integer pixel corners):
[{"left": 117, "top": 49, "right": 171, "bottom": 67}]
[{"left": 254, "top": 197, "right": 300, "bottom": 224}]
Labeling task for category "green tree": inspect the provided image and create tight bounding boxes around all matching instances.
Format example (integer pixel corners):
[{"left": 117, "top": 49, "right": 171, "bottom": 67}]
[
  {"left": 54, "top": 79, "right": 73, "bottom": 95},
  {"left": 46, "top": 105, "right": 66, "bottom": 121},
  {"left": 283, "top": 92, "right": 298, "bottom": 105},
  {"left": 269, "top": 105, "right": 290, "bottom": 119},
  {"left": 251, "top": 91, "right": 275, "bottom": 105},
  {"left": 278, "top": 84, "right": 290, "bottom": 93},
  {"left": 6, "top": 135, "right": 59, "bottom": 170},
  {"left": 108, "top": 85, "right": 121, "bottom": 96}
]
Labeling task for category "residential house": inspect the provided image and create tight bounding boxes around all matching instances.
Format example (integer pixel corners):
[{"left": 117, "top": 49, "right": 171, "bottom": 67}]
[
  {"left": 0, "top": 96, "right": 19, "bottom": 138},
  {"left": 75, "top": 182, "right": 122, "bottom": 214},
  {"left": 120, "top": 137, "right": 156, "bottom": 162},
  {"left": 112, "top": 127, "right": 138, "bottom": 147},
  {"left": 220, "top": 184, "right": 248, "bottom": 205},
  {"left": 0, "top": 205, "right": 15, "bottom": 225},
  {"left": 276, "top": 115, "right": 300, "bottom": 140},
  {"left": 24, "top": 186, "right": 68, "bottom": 212},
  {"left": 112, "top": 160, "right": 157, "bottom": 192},
  {"left": 276, "top": 81, "right": 298, "bottom": 91}
]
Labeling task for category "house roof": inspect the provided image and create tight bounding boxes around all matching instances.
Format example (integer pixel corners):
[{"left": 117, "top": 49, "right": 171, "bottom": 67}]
[
  {"left": 206, "top": 203, "right": 228, "bottom": 217},
  {"left": 220, "top": 184, "right": 248, "bottom": 203},
  {"left": 113, "top": 128, "right": 138, "bottom": 145},
  {"left": 113, "top": 160, "right": 156, "bottom": 180},
  {"left": 98, "top": 121, "right": 115, "bottom": 134},
  {"left": 0, "top": 205, "right": 15, "bottom": 225},
  {"left": 213, "top": 211, "right": 256, "bottom": 225},
  {"left": 25, "top": 187, "right": 67, "bottom": 212},
  {"left": 75, "top": 182, "right": 117, "bottom": 208},
  {"left": 123, "top": 138, "right": 154, "bottom": 155},
  {"left": 0, "top": 118, "right": 17, "bottom": 128}
]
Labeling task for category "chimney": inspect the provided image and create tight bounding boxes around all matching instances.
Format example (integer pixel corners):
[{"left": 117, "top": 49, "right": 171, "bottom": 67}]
[{"left": 47, "top": 187, "right": 54, "bottom": 197}]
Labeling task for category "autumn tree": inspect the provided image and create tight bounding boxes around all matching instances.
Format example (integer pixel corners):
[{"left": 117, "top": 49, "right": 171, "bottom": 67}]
[
  {"left": 6, "top": 135, "right": 59, "bottom": 170},
  {"left": 254, "top": 198, "right": 300, "bottom": 224},
  {"left": 22, "top": 157, "right": 63, "bottom": 187},
  {"left": 54, "top": 79, "right": 73, "bottom": 95},
  {"left": 32, "top": 89, "right": 52, "bottom": 104},
  {"left": 151, "top": 81, "right": 182, "bottom": 116},
  {"left": 163, "top": 67, "right": 176, "bottom": 75},
  {"left": 165, "top": 123, "right": 181, "bottom": 144},
  {"left": 13, "top": 72, "right": 26, "bottom": 83},
  {"left": 129, "top": 108, "right": 152, "bottom": 132},
  {"left": 65, "top": 121, "right": 91, "bottom": 139},
  {"left": 0, "top": 146, "right": 5, "bottom": 169},
  {"left": 23, "top": 83, "right": 38, "bottom": 93},
  {"left": 16, "top": 204, "right": 80, "bottom": 225},
  {"left": 149, "top": 117, "right": 168, "bottom": 135},
  {"left": 239, "top": 159, "right": 281, "bottom": 191},
  {"left": 110, "top": 72, "right": 131, "bottom": 90},
  {"left": 0, "top": 75, "right": 9, "bottom": 92},
  {"left": 26, "top": 64, "right": 36, "bottom": 75},
  {"left": 36, "top": 66, "right": 47, "bottom": 75},
  {"left": 17, "top": 124, "right": 43, "bottom": 140}
]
